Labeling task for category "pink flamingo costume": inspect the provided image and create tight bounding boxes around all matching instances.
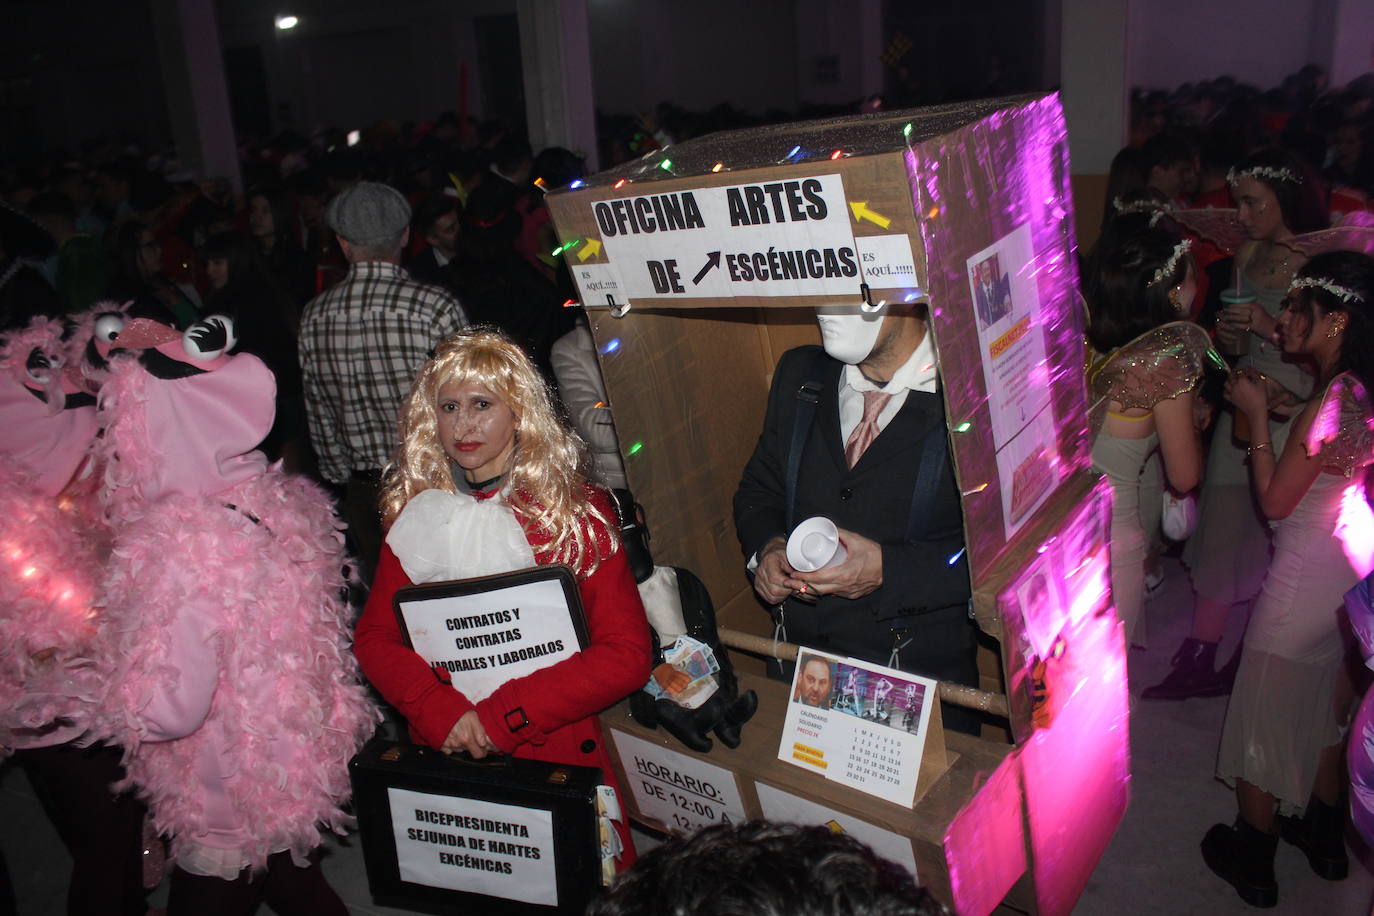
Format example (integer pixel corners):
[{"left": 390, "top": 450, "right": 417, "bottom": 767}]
[
  {"left": 53, "top": 316, "right": 379, "bottom": 877},
  {"left": 0, "top": 316, "right": 103, "bottom": 747}
]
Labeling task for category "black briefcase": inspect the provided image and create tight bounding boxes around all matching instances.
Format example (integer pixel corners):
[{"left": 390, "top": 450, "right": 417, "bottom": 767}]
[{"left": 349, "top": 738, "right": 606, "bottom": 915}]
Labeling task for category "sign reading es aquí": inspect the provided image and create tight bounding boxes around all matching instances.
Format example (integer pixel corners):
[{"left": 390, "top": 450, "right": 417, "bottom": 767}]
[{"left": 582, "top": 173, "right": 905, "bottom": 302}]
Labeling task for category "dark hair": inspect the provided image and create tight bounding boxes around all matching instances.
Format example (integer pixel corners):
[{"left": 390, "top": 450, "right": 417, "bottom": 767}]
[
  {"left": 1288, "top": 251, "right": 1374, "bottom": 390},
  {"left": 1141, "top": 130, "right": 1195, "bottom": 173},
  {"left": 587, "top": 820, "right": 945, "bottom": 916},
  {"left": 128, "top": 172, "right": 174, "bottom": 213},
  {"left": 27, "top": 190, "right": 76, "bottom": 223},
  {"left": 1229, "top": 148, "right": 1328, "bottom": 235},
  {"left": 247, "top": 186, "right": 299, "bottom": 250},
  {"left": 203, "top": 230, "right": 273, "bottom": 289},
  {"left": 112, "top": 220, "right": 155, "bottom": 285},
  {"left": 1085, "top": 225, "right": 1191, "bottom": 352},
  {"left": 461, "top": 180, "right": 522, "bottom": 252},
  {"left": 1100, "top": 147, "right": 1146, "bottom": 230},
  {"left": 411, "top": 193, "right": 460, "bottom": 239},
  {"left": 490, "top": 133, "right": 533, "bottom": 176},
  {"left": 530, "top": 146, "right": 585, "bottom": 191}
]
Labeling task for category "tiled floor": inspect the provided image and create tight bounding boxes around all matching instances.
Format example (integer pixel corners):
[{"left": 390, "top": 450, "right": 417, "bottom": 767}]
[{"left": 3, "top": 558, "right": 1372, "bottom": 914}]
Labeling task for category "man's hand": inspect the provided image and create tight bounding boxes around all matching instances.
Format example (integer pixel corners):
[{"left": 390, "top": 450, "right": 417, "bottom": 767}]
[
  {"left": 441, "top": 710, "right": 496, "bottom": 759},
  {"left": 753, "top": 536, "right": 803, "bottom": 604},
  {"left": 791, "top": 528, "right": 883, "bottom": 600}
]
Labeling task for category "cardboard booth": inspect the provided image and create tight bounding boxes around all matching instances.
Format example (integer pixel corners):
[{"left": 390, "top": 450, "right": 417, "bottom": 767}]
[{"left": 546, "top": 92, "right": 1130, "bottom": 915}]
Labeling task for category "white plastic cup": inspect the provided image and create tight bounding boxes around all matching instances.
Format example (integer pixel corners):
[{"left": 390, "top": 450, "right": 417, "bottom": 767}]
[{"left": 786, "top": 516, "right": 848, "bottom": 572}]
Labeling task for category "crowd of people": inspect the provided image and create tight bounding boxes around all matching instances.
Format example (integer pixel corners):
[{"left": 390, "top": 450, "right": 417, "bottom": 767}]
[
  {"left": 1085, "top": 66, "right": 1374, "bottom": 909},
  {"left": 0, "top": 58, "right": 1373, "bottom": 914}
]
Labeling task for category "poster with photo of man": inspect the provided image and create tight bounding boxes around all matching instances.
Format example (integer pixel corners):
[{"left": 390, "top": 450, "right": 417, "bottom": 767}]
[
  {"left": 970, "top": 252, "right": 1012, "bottom": 328},
  {"left": 792, "top": 653, "right": 835, "bottom": 709}
]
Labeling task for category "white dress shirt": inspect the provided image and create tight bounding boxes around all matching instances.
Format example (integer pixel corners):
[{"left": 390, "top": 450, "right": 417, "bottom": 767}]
[{"left": 838, "top": 329, "right": 939, "bottom": 443}]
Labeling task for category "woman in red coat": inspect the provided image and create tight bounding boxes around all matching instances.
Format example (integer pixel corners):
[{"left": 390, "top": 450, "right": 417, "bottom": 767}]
[{"left": 354, "top": 327, "right": 651, "bottom": 873}]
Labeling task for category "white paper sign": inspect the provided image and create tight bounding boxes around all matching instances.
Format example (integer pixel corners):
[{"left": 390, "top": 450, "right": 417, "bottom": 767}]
[
  {"left": 779, "top": 651, "right": 934, "bottom": 808},
  {"left": 966, "top": 223, "right": 1060, "bottom": 538},
  {"left": 753, "top": 781, "right": 919, "bottom": 877},
  {"left": 571, "top": 261, "right": 627, "bottom": 309},
  {"left": 609, "top": 731, "right": 747, "bottom": 834},
  {"left": 856, "top": 234, "right": 922, "bottom": 293},
  {"left": 589, "top": 173, "right": 865, "bottom": 300},
  {"left": 398, "top": 577, "right": 580, "bottom": 704},
  {"left": 388, "top": 787, "right": 558, "bottom": 906}
]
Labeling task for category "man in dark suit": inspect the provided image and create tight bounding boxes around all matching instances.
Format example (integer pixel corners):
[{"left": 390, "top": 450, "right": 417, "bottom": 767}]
[
  {"left": 733, "top": 302, "right": 978, "bottom": 732},
  {"left": 404, "top": 193, "right": 461, "bottom": 292},
  {"left": 972, "top": 258, "right": 1011, "bottom": 327}
]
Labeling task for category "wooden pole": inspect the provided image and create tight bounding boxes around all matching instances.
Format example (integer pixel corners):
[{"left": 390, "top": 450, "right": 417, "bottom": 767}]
[{"left": 717, "top": 627, "right": 1010, "bottom": 718}]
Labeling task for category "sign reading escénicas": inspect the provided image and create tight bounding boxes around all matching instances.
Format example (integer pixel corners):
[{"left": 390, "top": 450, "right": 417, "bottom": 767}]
[{"left": 584, "top": 173, "right": 867, "bottom": 301}]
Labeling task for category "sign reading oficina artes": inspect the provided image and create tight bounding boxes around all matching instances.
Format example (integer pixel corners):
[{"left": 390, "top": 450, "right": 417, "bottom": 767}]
[{"left": 577, "top": 173, "right": 921, "bottom": 303}]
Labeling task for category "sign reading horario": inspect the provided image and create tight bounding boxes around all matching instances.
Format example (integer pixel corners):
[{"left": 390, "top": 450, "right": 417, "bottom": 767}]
[{"left": 586, "top": 173, "right": 877, "bottom": 301}]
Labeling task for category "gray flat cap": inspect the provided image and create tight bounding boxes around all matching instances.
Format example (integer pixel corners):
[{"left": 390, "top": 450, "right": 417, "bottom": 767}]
[{"left": 326, "top": 181, "right": 411, "bottom": 246}]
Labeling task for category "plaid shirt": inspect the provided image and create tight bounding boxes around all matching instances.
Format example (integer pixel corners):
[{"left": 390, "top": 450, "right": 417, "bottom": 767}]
[{"left": 299, "top": 261, "right": 466, "bottom": 484}]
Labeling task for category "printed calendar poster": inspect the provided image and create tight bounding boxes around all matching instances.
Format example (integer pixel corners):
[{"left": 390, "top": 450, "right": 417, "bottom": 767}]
[{"left": 778, "top": 650, "right": 935, "bottom": 807}]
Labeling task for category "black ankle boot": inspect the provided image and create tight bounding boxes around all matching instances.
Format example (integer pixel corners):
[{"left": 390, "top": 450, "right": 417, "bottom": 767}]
[
  {"left": 1277, "top": 796, "right": 1349, "bottom": 880},
  {"left": 1141, "top": 638, "right": 1225, "bottom": 700},
  {"left": 1201, "top": 818, "right": 1279, "bottom": 908}
]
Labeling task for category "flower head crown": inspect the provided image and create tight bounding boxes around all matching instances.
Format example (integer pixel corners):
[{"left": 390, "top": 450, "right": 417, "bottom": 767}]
[
  {"left": 1227, "top": 165, "right": 1301, "bottom": 185},
  {"left": 1112, "top": 196, "right": 1172, "bottom": 216},
  {"left": 1148, "top": 238, "right": 1193, "bottom": 288},
  {"left": 1289, "top": 276, "right": 1364, "bottom": 304}
]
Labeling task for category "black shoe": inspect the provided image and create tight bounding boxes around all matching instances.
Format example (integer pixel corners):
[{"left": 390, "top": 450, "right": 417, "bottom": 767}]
[
  {"left": 1141, "top": 638, "right": 1226, "bottom": 700},
  {"left": 1277, "top": 796, "right": 1349, "bottom": 881},
  {"left": 1201, "top": 820, "right": 1278, "bottom": 908}
]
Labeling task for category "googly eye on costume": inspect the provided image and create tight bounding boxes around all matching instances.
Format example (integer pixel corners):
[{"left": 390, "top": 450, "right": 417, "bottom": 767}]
[
  {"left": 93, "top": 313, "right": 126, "bottom": 344},
  {"left": 182, "top": 315, "right": 237, "bottom": 362},
  {"left": 24, "top": 346, "right": 62, "bottom": 385}
]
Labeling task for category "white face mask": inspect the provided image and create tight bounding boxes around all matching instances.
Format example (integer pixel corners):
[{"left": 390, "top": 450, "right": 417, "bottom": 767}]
[{"left": 815, "top": 304, "right": 887, "bottom": 365}]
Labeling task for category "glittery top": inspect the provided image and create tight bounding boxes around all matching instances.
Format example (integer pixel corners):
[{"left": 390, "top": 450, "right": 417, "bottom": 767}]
[
  {"left": 1304, "top": 372, "right": 1374, "bottom": 477},
  {"left": 1087, "top": 321, "right": 1220, "bottom": 433}
]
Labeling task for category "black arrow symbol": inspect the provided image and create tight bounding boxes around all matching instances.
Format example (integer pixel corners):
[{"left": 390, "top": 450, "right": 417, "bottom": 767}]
[{"left": 692, "top": 251, "right": 722, "bottom": 285}]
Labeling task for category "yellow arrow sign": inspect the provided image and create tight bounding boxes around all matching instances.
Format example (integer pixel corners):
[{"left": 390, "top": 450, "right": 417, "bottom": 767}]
[
  {"left": 577, "top": 238, "right": 603, "bottom": 262},
  {"left": 848, "top": 201, "right": 892, "bottom": 229}
]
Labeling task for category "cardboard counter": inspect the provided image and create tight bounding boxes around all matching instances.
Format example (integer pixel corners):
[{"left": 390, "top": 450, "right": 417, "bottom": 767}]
[{"left": 600, "top": 672, "right": 1030, "bottom": 912}]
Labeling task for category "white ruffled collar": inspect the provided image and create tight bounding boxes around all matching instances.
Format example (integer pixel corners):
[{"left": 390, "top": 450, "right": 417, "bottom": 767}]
[{"left": 386, "top": 488, "right": 536, "bottom": 584}]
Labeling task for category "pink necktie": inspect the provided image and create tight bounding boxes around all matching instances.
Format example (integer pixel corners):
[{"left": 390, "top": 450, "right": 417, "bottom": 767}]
[{"left": 845, "top": 390, "right": 892, "bottom": 468}]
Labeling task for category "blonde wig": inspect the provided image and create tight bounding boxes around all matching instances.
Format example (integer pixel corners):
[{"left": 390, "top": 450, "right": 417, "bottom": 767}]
[{"left": 381, "top": 327, "right": 616, "bottom": 572}]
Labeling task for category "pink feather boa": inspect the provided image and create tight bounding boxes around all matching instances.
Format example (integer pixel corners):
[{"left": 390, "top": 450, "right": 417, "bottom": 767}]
[
  {"left": 0, "top": 316, "right": 67, "bottom": 409},
  {"left": 61, "top": 357, "right": 380, "bottom": 871},
  {"left": 75, "top": 468, "right": 380, "bottom": 870},
  {"left": 0, "top": 464, "right": 106, "bottom": 750}
]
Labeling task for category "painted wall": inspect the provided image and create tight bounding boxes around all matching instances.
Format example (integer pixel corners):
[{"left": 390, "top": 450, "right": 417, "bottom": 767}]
[
  {"left": 1327, "top": 0, "right": 1374, "bottom": 85},
  {"left": 1126, "top": 0, "right": 1329, "bottom": 91},
  {"left": 587, "top": 0, "right": 800, "bottom": 116},
  {"left": 1060, "top": 0, "right": 1127, "bottom": 175}
]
